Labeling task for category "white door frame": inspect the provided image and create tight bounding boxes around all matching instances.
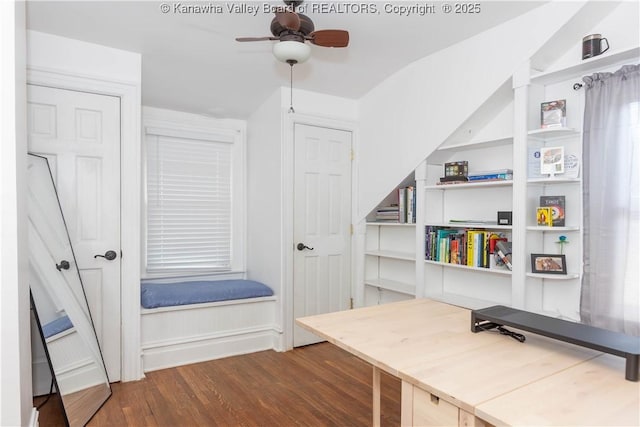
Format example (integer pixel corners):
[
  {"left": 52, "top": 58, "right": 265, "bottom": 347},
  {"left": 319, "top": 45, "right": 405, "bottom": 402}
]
[
  {"left": 27, "top": 67, "right": 142, "bottom": 381},
  {"left": 281, "top": 111, "right": 359, "bottom": 350}
]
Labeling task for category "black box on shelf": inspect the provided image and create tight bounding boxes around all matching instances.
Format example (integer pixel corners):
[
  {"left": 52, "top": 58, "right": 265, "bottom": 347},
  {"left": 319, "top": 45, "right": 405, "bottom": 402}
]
[{"left": 497, "top": 211, "right": 512, "bottom": 225}]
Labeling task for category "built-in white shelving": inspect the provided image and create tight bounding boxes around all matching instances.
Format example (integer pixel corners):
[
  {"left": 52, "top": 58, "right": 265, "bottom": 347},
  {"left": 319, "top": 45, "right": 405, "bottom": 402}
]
[{"left": 363, "top": 42, "right": 638, "bottom": 315}]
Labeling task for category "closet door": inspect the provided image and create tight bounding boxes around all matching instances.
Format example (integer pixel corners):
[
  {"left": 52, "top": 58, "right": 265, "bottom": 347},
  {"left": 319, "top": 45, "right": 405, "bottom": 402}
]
[
  {"left": 28, "top": 84, "right": 122, "bottom": 381},
  {"left": 293, "top": 124, "right": 352, "bottom": 347}
]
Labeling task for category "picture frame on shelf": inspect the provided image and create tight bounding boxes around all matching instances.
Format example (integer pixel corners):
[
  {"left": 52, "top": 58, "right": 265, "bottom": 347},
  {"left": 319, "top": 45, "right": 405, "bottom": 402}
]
[
  {"left": 531, "top": 253, "right": 567, "bottom": 274},
  {"left": 540, "top": 146, "right": 565, "bottom": 176},
  {"left": 540, "top": 99, "right": 566, "bottom": 128}
]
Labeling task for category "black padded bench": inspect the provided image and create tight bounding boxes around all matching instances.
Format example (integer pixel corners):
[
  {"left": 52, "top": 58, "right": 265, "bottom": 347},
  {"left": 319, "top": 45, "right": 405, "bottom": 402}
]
[{"left": 471, "top": 305, "right": 640, "bottom": 381}]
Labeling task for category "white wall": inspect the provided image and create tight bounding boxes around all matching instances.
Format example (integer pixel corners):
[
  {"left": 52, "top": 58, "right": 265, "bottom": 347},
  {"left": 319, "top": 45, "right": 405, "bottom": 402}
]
[
  {"left": 356, "top": 1, "right": 600, "bottom": 220},
  {"left": 0, "top": 1, "right": 32, "bottom": 426}
]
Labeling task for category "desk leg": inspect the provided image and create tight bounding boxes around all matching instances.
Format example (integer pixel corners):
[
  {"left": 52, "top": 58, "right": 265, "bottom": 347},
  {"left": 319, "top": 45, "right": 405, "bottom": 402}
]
[{"left": 373, "top": 366, "right": 381, "bottom": 427}]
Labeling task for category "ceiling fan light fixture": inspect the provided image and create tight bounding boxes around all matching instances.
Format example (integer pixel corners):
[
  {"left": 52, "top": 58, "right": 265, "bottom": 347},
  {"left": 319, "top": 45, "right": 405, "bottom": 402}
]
[{"left": 273, "top": 40, "right": 311, "bottom": 64}]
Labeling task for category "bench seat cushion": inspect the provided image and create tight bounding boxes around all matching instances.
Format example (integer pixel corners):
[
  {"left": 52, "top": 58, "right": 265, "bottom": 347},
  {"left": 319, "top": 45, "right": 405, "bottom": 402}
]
[{"left": 140, "top": 279, "right": 274, "bottom": 309}]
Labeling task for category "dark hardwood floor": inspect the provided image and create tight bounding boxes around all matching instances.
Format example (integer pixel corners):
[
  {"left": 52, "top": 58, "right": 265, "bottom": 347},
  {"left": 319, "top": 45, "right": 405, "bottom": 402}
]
[{"left": 35, "top": 342, "right": 401, "bottom": 426}]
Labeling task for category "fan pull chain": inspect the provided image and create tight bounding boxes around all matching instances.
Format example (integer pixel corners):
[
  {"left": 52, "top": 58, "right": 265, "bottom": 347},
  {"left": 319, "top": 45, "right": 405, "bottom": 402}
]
[{"left": 288, "top": 60, "right": 296, "bottom": 114}]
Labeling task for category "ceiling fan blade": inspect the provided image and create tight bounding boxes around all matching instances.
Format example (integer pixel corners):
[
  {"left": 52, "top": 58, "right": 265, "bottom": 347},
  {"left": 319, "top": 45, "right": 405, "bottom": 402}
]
[
  {"left": 236, "top": 36, "right": 278, "bottom": 42},
  {"left": 275, "top": 10, "right": 301, "bottom": 31},
  {"left": 308, "top": 30, "right": 349, "bottom": 48}
]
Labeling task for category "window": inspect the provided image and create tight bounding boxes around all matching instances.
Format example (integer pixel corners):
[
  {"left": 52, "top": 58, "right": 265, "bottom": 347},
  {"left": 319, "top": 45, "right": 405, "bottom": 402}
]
[{"left": 144, "top": 111, "right": 244, "bottom": 275}]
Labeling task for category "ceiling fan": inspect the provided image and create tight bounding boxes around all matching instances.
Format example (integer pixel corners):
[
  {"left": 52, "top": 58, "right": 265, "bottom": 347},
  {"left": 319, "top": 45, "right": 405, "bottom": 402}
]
[{"left": 235, "top": 0, "right": 349, "bottom": 64}]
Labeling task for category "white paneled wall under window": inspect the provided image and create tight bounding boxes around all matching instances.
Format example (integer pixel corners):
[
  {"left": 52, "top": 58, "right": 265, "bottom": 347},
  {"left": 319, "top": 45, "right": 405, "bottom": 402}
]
[{"left": 143, "top": 107, "right": 245, "bottom": 277}]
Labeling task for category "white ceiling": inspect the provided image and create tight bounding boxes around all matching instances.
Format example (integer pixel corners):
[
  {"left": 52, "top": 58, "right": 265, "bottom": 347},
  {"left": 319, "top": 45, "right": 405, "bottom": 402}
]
[{"left": 26, "top": 1, "right": 543, "bottom": 119}]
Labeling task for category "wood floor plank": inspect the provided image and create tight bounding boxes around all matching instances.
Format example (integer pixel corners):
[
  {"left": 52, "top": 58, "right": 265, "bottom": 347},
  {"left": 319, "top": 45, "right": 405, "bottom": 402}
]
[{"left": 34, "top": 342, "right": 401, "bottom": 426}]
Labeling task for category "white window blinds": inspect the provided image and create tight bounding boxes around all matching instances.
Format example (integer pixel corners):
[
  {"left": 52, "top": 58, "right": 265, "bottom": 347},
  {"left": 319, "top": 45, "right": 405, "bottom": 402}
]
[{"left": 146, "top": 131, "right": 233, "bottom": 272}]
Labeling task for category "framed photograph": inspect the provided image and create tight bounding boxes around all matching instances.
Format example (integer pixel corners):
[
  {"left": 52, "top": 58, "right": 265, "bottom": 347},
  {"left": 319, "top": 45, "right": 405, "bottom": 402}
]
[
  {"left": 540, "top": 146, "right": 565, "bottom": 176},
  {"left": 540, "top": 99, "right": 567, "bottom": 128},
  {"left": 531, "top": 253, "right": 567, "bottom": 274}
]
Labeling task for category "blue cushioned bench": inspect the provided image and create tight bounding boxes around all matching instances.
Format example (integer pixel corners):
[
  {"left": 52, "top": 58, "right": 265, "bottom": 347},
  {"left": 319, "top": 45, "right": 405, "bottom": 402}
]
[
  {"left": 140, "top": 279, "right": 274, "bottom": 309},
  {"left": 42, "top": 315, "right": 74, "bottom": 338}
]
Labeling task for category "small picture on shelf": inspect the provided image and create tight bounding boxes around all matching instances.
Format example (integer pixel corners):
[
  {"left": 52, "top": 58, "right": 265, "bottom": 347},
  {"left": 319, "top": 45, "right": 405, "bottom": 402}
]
[
  {"left": 540, "top": 195, "right": 566, "bottom": 226},
  {"left": 531, "top": 254, "right": 567, "bottom": 274},
  {"left": 541, "top": 99, "right": 566, "bottom": 128},
  {"left": 540, "top": 146, "right": 565, "bottom": 176},
  {"left": 536, "top": 207, "right": 553, "bottom": 226},
  {"left": 444, "top": 161, "right": 468, "bottom": 177}
]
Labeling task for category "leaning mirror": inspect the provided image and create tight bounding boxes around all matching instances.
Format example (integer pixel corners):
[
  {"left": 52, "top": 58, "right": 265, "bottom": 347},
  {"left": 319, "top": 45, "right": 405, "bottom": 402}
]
[{"left": 28, "top": 154, "right": 111, "bottom": 426}]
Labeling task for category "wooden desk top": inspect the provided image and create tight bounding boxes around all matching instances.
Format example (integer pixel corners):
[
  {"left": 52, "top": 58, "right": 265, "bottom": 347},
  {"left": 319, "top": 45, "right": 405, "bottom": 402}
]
[{"left": 296, "top": 298, "right": 640, "bottom": 425}]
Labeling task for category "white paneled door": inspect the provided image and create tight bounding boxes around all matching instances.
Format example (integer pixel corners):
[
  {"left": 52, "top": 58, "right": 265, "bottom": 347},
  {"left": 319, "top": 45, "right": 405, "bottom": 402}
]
[
  {"left": 293, "top": 124, "right": 352, "bottom": 347},
  {"left": 27, "top": 85, "right": 122, "bottom": 381}
]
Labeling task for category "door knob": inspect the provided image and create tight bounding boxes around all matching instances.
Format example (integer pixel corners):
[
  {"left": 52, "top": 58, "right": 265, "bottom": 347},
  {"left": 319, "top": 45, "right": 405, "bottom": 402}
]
[
  {"left": 94, "top": 250, "right": 117, "bottom": 261},
  {"left": 297, "top": 243, "right": 314, "bottom": 251},
  {"left": 56, "top": 260, "right": 70, "bottom": 271}
]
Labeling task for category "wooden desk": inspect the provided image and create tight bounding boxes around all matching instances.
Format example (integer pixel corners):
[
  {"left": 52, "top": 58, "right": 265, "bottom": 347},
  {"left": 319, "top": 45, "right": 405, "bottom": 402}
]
[{"left": 296, "top": 298, "right": 640, "bottom": 426}]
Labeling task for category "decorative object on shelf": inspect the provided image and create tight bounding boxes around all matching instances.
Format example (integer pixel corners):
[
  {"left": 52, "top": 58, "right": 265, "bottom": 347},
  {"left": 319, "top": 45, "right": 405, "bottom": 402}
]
[
  {"left": 540, "top": 99, "right": 566, "bottom": 128},
  {"left": 564, "top": 153, "right": 580, "bottom": 179},
  {"left": 495, "top": 240, "right": 512, "bottom": 271},
  {"left": 582, "top": 34, "right": 609, "bottom": 60},
  {"left": 556, "top": 235, "right": 569, "bottom": 254},
  {"left": 497, "top": 211, "right": 512, "bottom": 225},
  {"left": 540, "top": 195, "right": 566, "bottom": 226},
  {"left": 528, "top": 146, "right": 543, "bottom": 179},
  {"left": 531, "top": 253, "right": 567, "bottom": 275},
  {"left": 540, "top": 146, "right": 565, "bottom": 176},
  {"left": 536, "top": 207, "right": 553, "bottom": 226},
  {"left": 444, "top": 160, "right": 468, "bottom": 177}
]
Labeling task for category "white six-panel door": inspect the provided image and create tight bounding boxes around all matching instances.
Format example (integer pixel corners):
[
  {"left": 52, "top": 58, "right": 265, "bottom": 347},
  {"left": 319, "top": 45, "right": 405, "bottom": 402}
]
[
  {"left": 27, "top": 85, "right": 122, "bottom": 381},
  {"left": 293, "top": 124, "right": 352, "bottom": 347}
]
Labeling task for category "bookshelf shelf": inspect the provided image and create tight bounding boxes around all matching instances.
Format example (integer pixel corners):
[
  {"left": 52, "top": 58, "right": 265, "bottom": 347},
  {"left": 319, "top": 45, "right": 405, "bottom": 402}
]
[
  {"left": 428, "top": 222, "right": 513, "bottom": 230},
  {"left": 527, "top": 127, "right": 580, "bottom": 139},
  {"left": 530, "top": 46, "right": 640, "bottom": 85},
  {"left": 366, "top": 222, "right": 416, "bottom": 227},
  {"left": 364, "top": 278, "right": 415, "bottom": 296},
  {"left": 527, "top": 178, "right": 581, "bottom": 185},
  {"left": 526, "top": 226, "right": 580, "bottom": 232},
  {"left": 526, "top": 272, "right": 580, "bottom": 280},
  {"left": 425, "top": 260, "right": 512, "bottom": 276},
  {"left": 425, "top": 180, "right": 512, "bottom": 190},
  {"left": 365, "top": 249, "right": 415, "bottom": 261}
]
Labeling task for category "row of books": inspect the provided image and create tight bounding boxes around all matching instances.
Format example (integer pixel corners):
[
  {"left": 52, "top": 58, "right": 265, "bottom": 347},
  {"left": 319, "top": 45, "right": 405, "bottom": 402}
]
[
  {"left": 425, "top": 226, "right": 512, "bottom": 270},
  {"left": 375, "top": 186, "right": 417, "bottom": 223}
]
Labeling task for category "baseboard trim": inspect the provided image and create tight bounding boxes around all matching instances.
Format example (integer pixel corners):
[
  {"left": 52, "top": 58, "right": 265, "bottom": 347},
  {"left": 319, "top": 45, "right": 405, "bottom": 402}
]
[{"left": 142, "top": 328, "right": 280, "bottom": 372}]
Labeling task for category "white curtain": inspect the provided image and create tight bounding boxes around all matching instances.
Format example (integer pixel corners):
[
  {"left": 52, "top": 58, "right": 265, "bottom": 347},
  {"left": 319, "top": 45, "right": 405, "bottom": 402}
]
[{"left": 580, "top": 64, "right": 640, "bottom": 336}]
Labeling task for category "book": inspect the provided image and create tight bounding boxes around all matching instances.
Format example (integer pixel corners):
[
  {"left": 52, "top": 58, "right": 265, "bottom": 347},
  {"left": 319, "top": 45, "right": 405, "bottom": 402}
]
[
  {"left": 466, "top": 173, "right": 513, "bottom": 182},
  {"left": 541, "top": 99, "right": 566, "bottom": 128},
  {"left": 537, "top": 207, "right": 553, "bottom": 226},
  {"left": 398, "top": 188, "right": 406, "bottom": 224},
  {"left": 540, "top": 195, "right": 566, "bottom": 226},
  {"left": 439, "top": 175, "right": 469, "bottom": 183},
  {"left": 406, "top": 186, "right": 415, "bottom": 224},
  {"left": 444, "top": 161, "right": 468, "bottom": 177}
]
